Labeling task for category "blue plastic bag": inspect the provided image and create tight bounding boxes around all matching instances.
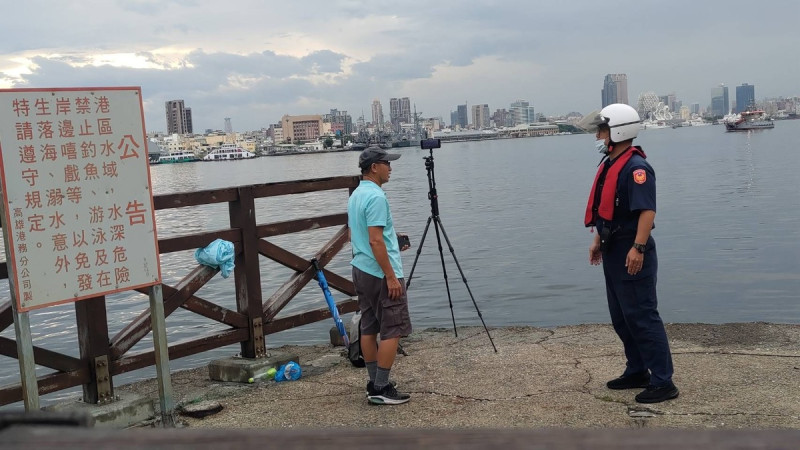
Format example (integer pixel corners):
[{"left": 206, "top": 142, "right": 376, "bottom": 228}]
[
  {"left": 194, "top": 239, "right": 235, "bottom": 278},
  {"left": 274, "top": 361, "right": 302, "bottom": 382}
]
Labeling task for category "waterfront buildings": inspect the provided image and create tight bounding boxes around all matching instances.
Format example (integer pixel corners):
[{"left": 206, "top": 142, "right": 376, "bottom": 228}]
[
  {"left": 472, "top": 104, "right": 490, "bottom": 129},
  {"left": 601, "top": 74, "right": 629, "bottom": 107},
  {"left": 280, "top": 114, "right": 323, "bottom": 143},
  {"left": 323, "top": 109, "right": 353, "bottom": 135},
  {"left": 389, "top": 97, "right": 411, "bottom": 132},
  {"left": 736, "top": 83, "right": 755, "bottom": 113},
  {"left": 711, "top": 84, "right": 730, "bottom": 116},
  {"left": 165, "top": 99, "right": 193, "bottom": 134},
  {"left": 492, "top": 109, "right": 512, "bottom": 128},
  {"left": 457, "top": 104, "right": 468, "bottom": 129},
  {"left": 371, "top": 99, "right": 384, "bottom": 130},
  {"left": 510, "top": 100, "right": 535, "bottom": 126}
]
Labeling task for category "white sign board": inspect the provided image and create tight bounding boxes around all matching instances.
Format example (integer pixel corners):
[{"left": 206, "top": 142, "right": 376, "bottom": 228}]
[{"left": 0, "top": 87, "right": 161, "bottom": 311}]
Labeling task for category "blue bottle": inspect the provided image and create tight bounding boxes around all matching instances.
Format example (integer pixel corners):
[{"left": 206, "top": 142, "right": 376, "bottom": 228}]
[{"left": 274, "top": 361, "right": 302, "bottom": 382}]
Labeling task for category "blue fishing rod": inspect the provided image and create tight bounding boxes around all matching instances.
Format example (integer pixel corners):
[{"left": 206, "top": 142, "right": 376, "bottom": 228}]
[{"left": 311, "top": 258, "right": 349, "bottom": 347}]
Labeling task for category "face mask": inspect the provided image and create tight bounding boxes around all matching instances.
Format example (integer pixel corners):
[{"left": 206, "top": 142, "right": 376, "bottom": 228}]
[{"left": 595, "top": 139, "right": 609, "bottom": 154}]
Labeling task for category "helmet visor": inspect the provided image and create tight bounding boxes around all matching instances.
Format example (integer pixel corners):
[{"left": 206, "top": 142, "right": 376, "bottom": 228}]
[{"left": 575, "top": 110, "right": 608, "bottom": 132}]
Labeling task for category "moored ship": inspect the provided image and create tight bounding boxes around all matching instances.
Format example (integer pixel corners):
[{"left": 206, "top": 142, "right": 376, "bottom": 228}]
[
  {"left": 158, "top": 151, "right": 200, "bottom": 164},
  {"left": 725, "top": 109, "right": 775, "bottom": 132},
  {"left": 203, "top": 143, "right": 256, "bottom": 161}
]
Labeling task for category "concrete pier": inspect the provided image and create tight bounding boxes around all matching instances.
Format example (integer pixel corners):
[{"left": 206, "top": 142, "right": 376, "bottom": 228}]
[{"left": 117, "top": 322, "right": 799, "bottom": 429}]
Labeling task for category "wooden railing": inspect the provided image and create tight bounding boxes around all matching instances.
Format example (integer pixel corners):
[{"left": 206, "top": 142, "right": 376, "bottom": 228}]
[{"left": 0, "top": 175, "right": 361, "bottom": 406}]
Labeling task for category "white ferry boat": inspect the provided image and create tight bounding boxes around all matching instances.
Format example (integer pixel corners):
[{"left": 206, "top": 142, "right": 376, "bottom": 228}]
[
  {"left": 203, "top": 143, "right": 257, "bottom": 161},
  {"left": 158, "top": 151, "right": 199, "bottom": 164}
]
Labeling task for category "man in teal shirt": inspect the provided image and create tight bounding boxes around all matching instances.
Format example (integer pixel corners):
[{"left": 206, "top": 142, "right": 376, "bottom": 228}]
[{"left": 348, "top": 146, "right": 412, "bottom": 405}]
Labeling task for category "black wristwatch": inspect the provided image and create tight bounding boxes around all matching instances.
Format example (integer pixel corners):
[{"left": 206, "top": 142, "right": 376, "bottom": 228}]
[{"left": 632, "top": 242, "right": 646, "bottom": 254}]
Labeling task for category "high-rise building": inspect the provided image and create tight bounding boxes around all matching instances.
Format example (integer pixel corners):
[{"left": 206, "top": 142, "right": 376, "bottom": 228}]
[
  {"left": 691, "top": 103, "right": 700, "bottom": 115},
  {"left": 371, "top": 99, "right": 384, "bottom": 129},
  {"left": 510, "top": 100, "right": 535, "bottom": 125},
  {"left": 399, "top": 97, "right": 411, "bottom": 124},
  {"left": 388, "top": 97, "right": 411, "bottom": 132},
  {"left": 165, "top": 99, "right": 192, "bottom": 134},
  {"left": 184, "top": 108, "right": 193, "bottom": 134},
  {"left": 471, "top": 104, "right": 490, "bottom": 129},
  {"left": 711, "top": 84, "right": 730, "bottom": 116},
  {"left": 389, "top": 98, "right": 400, "bottom": 126},
  {"left": 601, "top": 74, "right": 629, "bottom": 107},
  {"left": 450, "top": 110, "right": 458, "bottom": 128},
  {"left": 224, "top": 117, "right": 232, "bottom": 134},
  {"left": 456, "top": 104, "right": 468, "bottom": 128},
  {"left": 735, "top": 83, "right": 755, "bottom": 113}
]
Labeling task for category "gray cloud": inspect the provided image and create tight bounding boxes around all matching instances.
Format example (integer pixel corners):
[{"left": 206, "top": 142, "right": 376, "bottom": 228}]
[{"left": 1, "top": 0, "right": 798, "bottom": 131}]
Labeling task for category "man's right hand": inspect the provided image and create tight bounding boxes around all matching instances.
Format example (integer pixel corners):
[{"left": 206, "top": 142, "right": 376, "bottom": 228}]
[
  {"left": 386, "top": 275, "right": 404, "bottom": 300},
  {"left": 589, "top": 241, "right": 602, "bottom": 265}
]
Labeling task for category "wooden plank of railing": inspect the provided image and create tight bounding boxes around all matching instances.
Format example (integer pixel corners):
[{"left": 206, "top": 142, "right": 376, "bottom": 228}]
[
  {"left": 262, "top": 300, "right": 359, "bottom": 335},
  {"left": 262, "top": 226, "right": 349, "bottom": 320},
  {"left": 111, "top": 328, "right": 248, "bottom": 375},
  {"left": 256, "top": 213, "right": 348, "bottom": 238},
  {"left": 250, "top": 176, "right": 360, "bottom": 199},
  {"left": 110, "top": 265, "right": 218, "bottom": 359},
  {"left": 157, "top": 229, "right": 241, "bottom": 254},
  {"left": 257, "top": 240, "right": 354, "bottom": 296},
  {"left": 0, "top": 368, "right": 89, "bottom": 406},
  {"left": 0, "top": 337, "right": 82, "bottom": 372},
  {"left": 153, "top": 188, "right": 239, "bottom": 210},
  {"left": 0, "top": 301, "right": 12, "bottom": 333},
  {"left": 181, "top": 297, "right": 248, "bottom": 329}
]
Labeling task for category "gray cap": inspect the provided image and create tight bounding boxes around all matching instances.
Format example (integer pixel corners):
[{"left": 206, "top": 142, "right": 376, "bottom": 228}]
[{"left": 358, "top": 146, "right": 401, "bottom": 169}]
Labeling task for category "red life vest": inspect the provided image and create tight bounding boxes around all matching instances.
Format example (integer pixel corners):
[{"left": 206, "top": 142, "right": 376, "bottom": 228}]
[{"left": 584, "top": 146, "right": 646, "bottom": 227}]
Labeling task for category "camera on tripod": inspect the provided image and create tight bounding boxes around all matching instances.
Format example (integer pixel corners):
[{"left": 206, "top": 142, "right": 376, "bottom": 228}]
[{"left": 420, "top": 138, "right": 441, "bottom": 150}]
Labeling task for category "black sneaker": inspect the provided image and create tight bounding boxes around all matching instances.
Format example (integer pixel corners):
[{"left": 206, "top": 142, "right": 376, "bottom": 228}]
[
  {"left": 365, "top": 380, "right": 397, "bottom": 396},
  {"left": 606, "top": 372, "right": 651, "bottom": 390},
  {"left": 368, "top": 383, "right": 410, "bottom": 405},
  {"left": 635, "top": 383, "right": 679, "bottom": 403}
]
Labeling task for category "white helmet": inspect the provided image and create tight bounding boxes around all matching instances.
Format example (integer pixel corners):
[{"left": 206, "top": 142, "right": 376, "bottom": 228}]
[{"left": 599, "top": 103, "right": 640, "bottom": 142}]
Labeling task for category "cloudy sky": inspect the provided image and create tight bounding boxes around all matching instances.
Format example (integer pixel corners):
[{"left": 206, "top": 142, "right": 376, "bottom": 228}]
[{"left": 2, "top": 0, "right": 797, "bottom": 132}]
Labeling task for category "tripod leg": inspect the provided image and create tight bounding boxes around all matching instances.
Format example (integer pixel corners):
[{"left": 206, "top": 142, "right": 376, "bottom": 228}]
[
  {"left": 405, "top": 215, "right": 433, "bottom": 289},
  {"left": 431, "top": 215, "right": 458, "bottom": 337},
  {"left": 435, "top": 217, "right": 498, "bottom": 353}
]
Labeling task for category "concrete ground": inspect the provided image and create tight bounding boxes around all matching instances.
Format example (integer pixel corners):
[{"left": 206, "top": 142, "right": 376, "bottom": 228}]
[{"left": 119, "top": 322, "right": 800, "bottom": 429}]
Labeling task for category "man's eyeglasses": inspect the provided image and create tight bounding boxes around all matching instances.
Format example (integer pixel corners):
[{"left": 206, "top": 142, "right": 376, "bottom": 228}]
[{"left": 374, "top": 160, "right": 390, "bottom": 167}]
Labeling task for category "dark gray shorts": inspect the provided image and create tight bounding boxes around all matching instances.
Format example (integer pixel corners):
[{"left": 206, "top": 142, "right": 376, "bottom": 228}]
[{"left": 352, "top": 266, "right": 412, "bottom": 339}]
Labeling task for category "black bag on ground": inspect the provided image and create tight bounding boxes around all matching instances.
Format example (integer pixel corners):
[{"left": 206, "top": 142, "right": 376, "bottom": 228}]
[
  {"left": 347, "top": 312, "right": 365, "bottom": 367},
  {"left": 346, "top": 312, "right": 406, "bottom": 367}
]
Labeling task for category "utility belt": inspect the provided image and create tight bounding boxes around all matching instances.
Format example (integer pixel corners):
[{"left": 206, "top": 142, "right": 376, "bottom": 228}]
[{"left": 599, "top": 225, "right": 626, "bottom": 253}]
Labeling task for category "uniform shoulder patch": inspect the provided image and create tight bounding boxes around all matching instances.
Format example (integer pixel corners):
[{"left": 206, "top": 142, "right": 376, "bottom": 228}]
[{"left": 633, "top": 169, "right": 646, "bottom": 184}]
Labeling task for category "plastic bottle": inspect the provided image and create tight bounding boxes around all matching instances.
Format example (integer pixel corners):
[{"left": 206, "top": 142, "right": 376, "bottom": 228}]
[
  {"left": 274, "top": 361, "right": 302, "bottom": 382},
  {"left": 247, "top": 367, "right": 277, "bottom": 383}
]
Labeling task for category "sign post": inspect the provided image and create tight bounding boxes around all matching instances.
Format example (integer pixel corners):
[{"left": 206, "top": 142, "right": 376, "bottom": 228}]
[{"left": 0, "top": 87, "right": 171, "bottom": 419}]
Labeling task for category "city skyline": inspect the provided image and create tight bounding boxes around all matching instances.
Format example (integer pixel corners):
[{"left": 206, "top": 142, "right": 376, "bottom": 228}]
[{"left": 1, "top": 1, "right": 798, "bottom": 132}]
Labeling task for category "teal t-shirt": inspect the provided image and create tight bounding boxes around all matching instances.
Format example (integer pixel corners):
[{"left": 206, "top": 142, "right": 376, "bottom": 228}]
[{"left": 348, "top": 180, "right": 404, "bottom": 279}]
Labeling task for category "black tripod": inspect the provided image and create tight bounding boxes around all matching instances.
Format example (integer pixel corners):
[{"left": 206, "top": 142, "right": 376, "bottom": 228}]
[{"left": 405, "top": 148, "right": 497, "bottom": 352}]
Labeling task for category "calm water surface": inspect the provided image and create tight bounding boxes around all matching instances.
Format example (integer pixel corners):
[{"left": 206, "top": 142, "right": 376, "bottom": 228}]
[{"left": 2, "top": 120, "right": 799, "bottom": 403}]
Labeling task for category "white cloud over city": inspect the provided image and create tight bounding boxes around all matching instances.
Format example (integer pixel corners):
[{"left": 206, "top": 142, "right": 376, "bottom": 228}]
[{"left": 1, "top": 0, "right": 798, "bottom": 132}]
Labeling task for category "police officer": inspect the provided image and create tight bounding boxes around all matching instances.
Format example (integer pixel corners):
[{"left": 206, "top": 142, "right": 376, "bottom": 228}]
[{"left": 582, "top": 103, "right": 679, "bottom": 403}]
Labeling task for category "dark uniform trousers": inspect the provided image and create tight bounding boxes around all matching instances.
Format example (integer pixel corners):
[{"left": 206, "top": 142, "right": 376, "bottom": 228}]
[{"left": 602, "top": 235, "right": 674, "bottom": 387}]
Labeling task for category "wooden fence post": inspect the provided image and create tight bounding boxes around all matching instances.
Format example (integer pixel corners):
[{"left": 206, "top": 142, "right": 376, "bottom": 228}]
[
  {"left": 229, "top": 187, "right": 266, "bottom": 358},
  {"left": 75, "top": 296, "right": 112, "bottom": 404}
]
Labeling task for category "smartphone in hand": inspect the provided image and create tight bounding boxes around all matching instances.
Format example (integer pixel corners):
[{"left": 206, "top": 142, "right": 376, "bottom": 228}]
[{"left": 397, "top": 235, "right": 411, "bottom": 248}]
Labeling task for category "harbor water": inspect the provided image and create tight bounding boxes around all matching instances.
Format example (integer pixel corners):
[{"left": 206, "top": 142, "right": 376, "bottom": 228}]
[{"left": 2, "top": 120, "right": 799, "bottom": 403}]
